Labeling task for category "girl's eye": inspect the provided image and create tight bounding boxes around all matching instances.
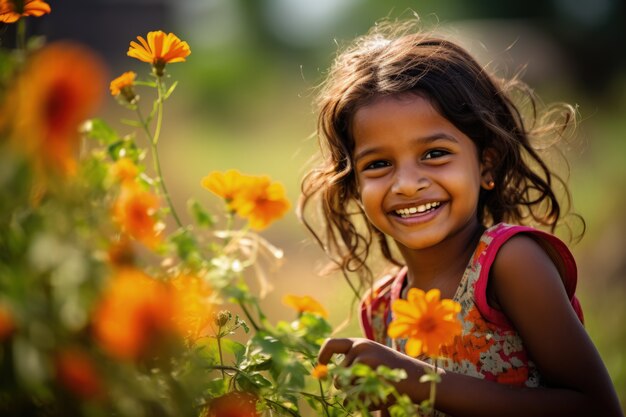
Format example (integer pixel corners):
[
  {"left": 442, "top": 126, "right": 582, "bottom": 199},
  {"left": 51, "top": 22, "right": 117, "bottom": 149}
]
[
  {"left": 364, "top": 160, "right": 390, "bottom": 170},
  {"left": 424, "top": 149, "right": 450, "bottom": 159}
]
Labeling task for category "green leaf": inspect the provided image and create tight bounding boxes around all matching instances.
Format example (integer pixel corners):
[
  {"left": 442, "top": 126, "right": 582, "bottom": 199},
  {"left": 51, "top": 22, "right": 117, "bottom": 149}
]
[
  {"left": 83, "top": 118, "right": 119, "bottom": 144},
  {"left": 163, "top": 81, "right": 178, "bottom": 100},
  {"left": 107, "top": 138, "right": 141, "bottom": 162},
  {"left": 187, "top": 199, "right": 215, "bottom": 228},
  {"left": 121, "top": 118, "right": 144, "bottom": 128}
]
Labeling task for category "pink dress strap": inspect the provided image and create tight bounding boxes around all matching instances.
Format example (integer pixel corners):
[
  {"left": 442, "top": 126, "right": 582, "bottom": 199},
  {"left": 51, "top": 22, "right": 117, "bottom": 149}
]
[{"left": 473, "top": 223, "right": 584, "bottom": 329}]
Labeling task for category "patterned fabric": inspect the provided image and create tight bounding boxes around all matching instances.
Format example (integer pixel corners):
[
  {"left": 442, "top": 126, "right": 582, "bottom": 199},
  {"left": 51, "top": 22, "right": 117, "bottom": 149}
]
[{"left": 360, "top": 223, "right": 584, "bottom": 389}]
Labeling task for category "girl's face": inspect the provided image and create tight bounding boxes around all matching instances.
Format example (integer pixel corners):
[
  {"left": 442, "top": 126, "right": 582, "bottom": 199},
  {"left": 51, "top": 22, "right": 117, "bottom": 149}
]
[{"left": 352, "top": 93, "right": 488, "bottom": 251}]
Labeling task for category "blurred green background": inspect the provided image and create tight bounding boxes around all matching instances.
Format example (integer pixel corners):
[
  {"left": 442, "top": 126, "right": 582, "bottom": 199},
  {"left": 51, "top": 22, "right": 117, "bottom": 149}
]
[{"left": 8, "top": 0, "right": 626, "bottom": 409}]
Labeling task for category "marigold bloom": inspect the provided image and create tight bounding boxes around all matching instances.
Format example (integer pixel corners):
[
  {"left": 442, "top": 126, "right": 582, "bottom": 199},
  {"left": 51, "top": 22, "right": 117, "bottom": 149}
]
[
  {"left": 113, "top": 184, "right": 162, "bottom": 248},
  {"left": 0, "top": 0, "right": 50, "bottom": 23},
  {"left": 0, "top": 304, "right": 15, "bottom": 341},
  {"left": 55, "top": 347, "right": 104, "bottom": 400},
  {"left": 387, "top": 288, "right": 462, "bottom": 358},
  {"left": 311, "top": 364, "right": 329, "bottom": 379},
  {"left": 110, "top": 157, "right": 139, "bottom": 184},
  {"left": 127, "top": 31, "right": 190, "bottom": 75},
  {"left": 207, "top": 391, "right": 259, "bottom": 417},
  {"left": 170, "top": 274, "right": 213, "bottom": 340},
  {"left": 0, "top": 42, "right": 104, "bottom": 175},
  {"left": 201, "top": 169, "right": 251, "bottom": 207},
  {"left": 282, "top": 294, "right": 328, "bottom": 318},
  {"left": 109, "top": 71, "right": 137, "bottom": 102},
  {"left": 232, "top": 176, "right": 291, "bottom": 230},
  {"left": 92, "top": 268, "right": 175, "bottom": 360}
]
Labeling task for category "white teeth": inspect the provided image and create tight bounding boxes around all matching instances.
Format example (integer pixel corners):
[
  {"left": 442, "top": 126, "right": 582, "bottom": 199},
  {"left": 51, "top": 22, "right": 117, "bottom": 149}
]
[{"left": 395, "top": 202, "right": 441, "bottom": 218}]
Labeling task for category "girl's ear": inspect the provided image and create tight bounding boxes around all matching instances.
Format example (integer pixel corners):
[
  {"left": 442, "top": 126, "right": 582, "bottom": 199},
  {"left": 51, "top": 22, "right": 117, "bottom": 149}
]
[{"left": 480, "top": 148, "right": 497, "bottom": 190}]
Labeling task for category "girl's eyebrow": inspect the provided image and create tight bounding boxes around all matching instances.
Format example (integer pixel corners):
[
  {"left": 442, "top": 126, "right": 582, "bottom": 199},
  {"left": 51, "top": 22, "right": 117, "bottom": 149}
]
[{"left": 354, "top": 133, "right": 459, "bottom": 161}]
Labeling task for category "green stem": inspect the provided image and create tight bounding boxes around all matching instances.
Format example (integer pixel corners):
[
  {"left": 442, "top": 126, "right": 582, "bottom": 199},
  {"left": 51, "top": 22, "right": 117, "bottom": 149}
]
[
  {"left": 135, "top": 95, "right": 183, "bottom": 229},
  {"left": 237, "top": 300, "right": 260, "bottom": 332},
  {"left": 16, "top": 19, "right": 26, "bottom": 52},
  {"left": 428, "top": 361, "right": 438, "bottom": 417},
  {"left": 216, "top": 328, "right": 226, "bottom": 380},
  {"left": 318, "top": 379, "right": 331, "bottom": 417}
]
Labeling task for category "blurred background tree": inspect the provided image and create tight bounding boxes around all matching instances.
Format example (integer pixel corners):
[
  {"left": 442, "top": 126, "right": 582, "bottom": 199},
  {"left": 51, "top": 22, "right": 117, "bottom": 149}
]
[{"left": 2, "top": 0, "right": 624, "bottom": 410}]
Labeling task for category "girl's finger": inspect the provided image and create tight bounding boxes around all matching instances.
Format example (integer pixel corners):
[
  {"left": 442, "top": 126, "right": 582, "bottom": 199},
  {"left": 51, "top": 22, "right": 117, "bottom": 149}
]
[{"left": 317, "top": 338, "right": 354, "bottom": 365}]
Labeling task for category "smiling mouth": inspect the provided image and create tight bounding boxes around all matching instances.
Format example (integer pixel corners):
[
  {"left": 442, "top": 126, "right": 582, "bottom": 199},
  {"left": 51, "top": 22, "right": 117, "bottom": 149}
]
[{"left": 394, "top": 201, "right": 442, "bottom": 218}]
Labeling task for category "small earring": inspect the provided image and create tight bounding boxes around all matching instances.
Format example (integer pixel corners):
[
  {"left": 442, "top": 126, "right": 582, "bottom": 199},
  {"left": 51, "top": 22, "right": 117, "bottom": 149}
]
[{"left": 486, "top": 180, "right": 495, "bottom": 190}]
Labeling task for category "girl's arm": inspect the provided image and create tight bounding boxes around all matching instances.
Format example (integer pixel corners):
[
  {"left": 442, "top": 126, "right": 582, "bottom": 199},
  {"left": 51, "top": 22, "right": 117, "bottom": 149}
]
[{"left": 318, "top": 235, "right": 623, "bottom": 416}]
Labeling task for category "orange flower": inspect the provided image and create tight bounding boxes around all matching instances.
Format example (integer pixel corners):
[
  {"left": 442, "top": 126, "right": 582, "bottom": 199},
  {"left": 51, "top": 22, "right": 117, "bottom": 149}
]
[
  {"left": 201, "top": 169, "right": 251, "bottom": 208},
  {"left": 109, "top": 71, "right": 137, "bottom": 102},
  {"left": 113, "top": 184, "right": 162, "bottom": 248},
  {"left": 0, "top": 41, "right": 104, "bottom": 175},
  {"left": 0, "top": 0, "right": 50, "bottom": 23},
  {"left": 170, "top": 274, "right": 213, "bottom": 340},
  {"left": 55, "top": 347, "right": 104, "bottom": 400},
  {"left": 232, "top": 176, "right": 291, "bottom": 230},
  {"left": 387, "top": 288, "right": 462, "bottom": 358},
  {"left": 109, "top": 157, "right": 139, "bottom": 184},
  {"left": 282, "top": 294, "right": 328, "bottom": 318},
  {"left": 127, "top": 31, "right": 190, "bottom": 75},
  {"left": 207, "top": 391, "right": 259, "bottom": 417},
  {"left": 0, "top": 304, "right": 15, "bottom": 341},
  {"left": 92, "top": 268, "right": 175, "bottom": 360},
  {"left": 311, "top": 364, "right": 329, "bottom": 379}
]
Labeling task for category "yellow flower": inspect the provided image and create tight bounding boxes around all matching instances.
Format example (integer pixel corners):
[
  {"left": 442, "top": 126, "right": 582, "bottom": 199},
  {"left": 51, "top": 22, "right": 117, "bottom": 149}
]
[
  {"left": 0, "top": 41, "right": 105, "bottom": 175},
  {"left": 233, "top": 176, "right": 291, "bottom": 230},
  {"left": 282, "top": 294, "right": 328, "bottom": 318},
  {"left": 311, "top": 364, "right": 329, "bottom": 379},
  {"left": 127, "top": 30, "right": 191, "bottom": 75},
  {"left": 109, "top": 71, "right": 137, "bottom": 102},
  {"left": 0, "top": 0, "right": 50, "bottom": 23},
  {"left": 109, "top": 157, "right": 139, "bottom": 184},
  {"left": 113, "top": 184, "right": 162, "bottom": 248},
  {"left": 201, "top": 169, "right": 251, "bottom": 208},
  {"left": 387, "top": 288, "right": 462, "bottom": 358}
]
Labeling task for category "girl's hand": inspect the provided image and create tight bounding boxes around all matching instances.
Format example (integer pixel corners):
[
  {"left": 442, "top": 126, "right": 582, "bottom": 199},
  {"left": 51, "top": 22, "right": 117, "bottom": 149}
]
[{"left": 317, "top": 337, "right": 431, "bottom": 402}]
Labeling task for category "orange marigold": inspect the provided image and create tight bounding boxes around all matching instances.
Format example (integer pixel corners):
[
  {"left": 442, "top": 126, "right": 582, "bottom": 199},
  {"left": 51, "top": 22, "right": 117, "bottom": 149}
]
[
  {"left": 0, "top": 0, "right": 50, "bottom": 23},
  {"left": 0, "top": 41, "right": 104, "bottom": 175},
  {"left": 92, "top": 268, "right": 175, "bottom": 360},
  {"left": 387, "top": 288, "right": 462, "bottom": 358},
  {"left": 109, "top": 157, "right": 139, "bottom": 184},
  {"left": 109, "top": 71, "right": 137, "bottom": 102},
  {"left": 113, "top": 184, "right": 162, "bottom": 248},
  {"left": 0, "top": 304, "right": 15, "bottom": 341},
  {"left": 127, "top": 31, "right": 190, "bottom": 75},
  {"left": 207, "top": 391, "right": 259, "bottom": 417},
  {"left": 282, "top": 294, "right": 328, "bottom": 318},
  {"left": 311, "top": 363, "right": 329, "bottom": 379},
  {"left": 232, "top": 175, "right": 290, "bottom": 230},
  {"left": 170, "top": 274, "right": 213, "bottom": 340},
  {"left": 55, "top": 347, "right": 104, "bottom": 400}
]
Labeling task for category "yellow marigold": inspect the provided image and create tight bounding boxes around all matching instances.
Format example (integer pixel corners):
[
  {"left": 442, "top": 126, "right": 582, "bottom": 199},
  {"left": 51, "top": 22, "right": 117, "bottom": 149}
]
[
  {"left": 109, "top": 71, "right": 137, "bottom": 102},
  {"left": 387, "top": 288, "right": 462, "bottom": 358},
  {"left": 92, "top": 268, "right": 175, "bottom": 360},
  {"left": 232, "top": 176, "right": 291, "bottom": 230},
  {"left": 127, "top": 30, "right": 191, "bottom": 75},
  {"left": 201, "top": 169, "right": 251, "bottom": 208},
  {"left": 170, "top": 274, "right": 213, "bottom": 340},
  {"left": 311, "top": 364, "right": 328, "bottom": 379},
  {"left": 0, "top": 41, "right": 104, "bottom": 175},
  {"left": 113, "top": 184, "right": 162, "bottom": 248},
  {"left": 0, "top": 0, "right": 50, "bottom": 23},
  {"left": 282, "top": 294, "right": 328, "bottom": 318}
]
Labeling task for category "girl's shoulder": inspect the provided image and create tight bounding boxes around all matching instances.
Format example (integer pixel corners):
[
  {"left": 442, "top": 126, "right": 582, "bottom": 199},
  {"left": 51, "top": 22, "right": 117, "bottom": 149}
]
[{"left": 473, "top": 223, "right": 583, "bottom": 326}]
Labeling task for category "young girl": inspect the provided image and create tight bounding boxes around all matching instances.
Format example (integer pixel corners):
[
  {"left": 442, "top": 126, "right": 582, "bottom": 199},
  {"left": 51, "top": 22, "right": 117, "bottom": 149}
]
[{"left": 300, "top": 22, "right": 623, "bottom": 416}]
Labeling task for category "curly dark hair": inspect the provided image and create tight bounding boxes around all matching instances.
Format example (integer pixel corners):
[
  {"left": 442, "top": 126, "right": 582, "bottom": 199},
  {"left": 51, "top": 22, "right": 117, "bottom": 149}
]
[{"left": 298, "top": 22, "right": 583, "bottom": 294}]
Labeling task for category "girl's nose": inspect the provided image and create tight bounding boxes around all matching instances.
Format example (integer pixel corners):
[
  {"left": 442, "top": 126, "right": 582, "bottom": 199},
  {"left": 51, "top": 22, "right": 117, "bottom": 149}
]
[{"left": 391, "top": 167, "right": 430, "bottom": 196}]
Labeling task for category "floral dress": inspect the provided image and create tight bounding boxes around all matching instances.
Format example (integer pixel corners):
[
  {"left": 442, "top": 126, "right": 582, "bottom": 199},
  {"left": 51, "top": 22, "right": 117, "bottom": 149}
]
[{"left": 360, "top": 223, "right": 584, "bottom": 390}]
